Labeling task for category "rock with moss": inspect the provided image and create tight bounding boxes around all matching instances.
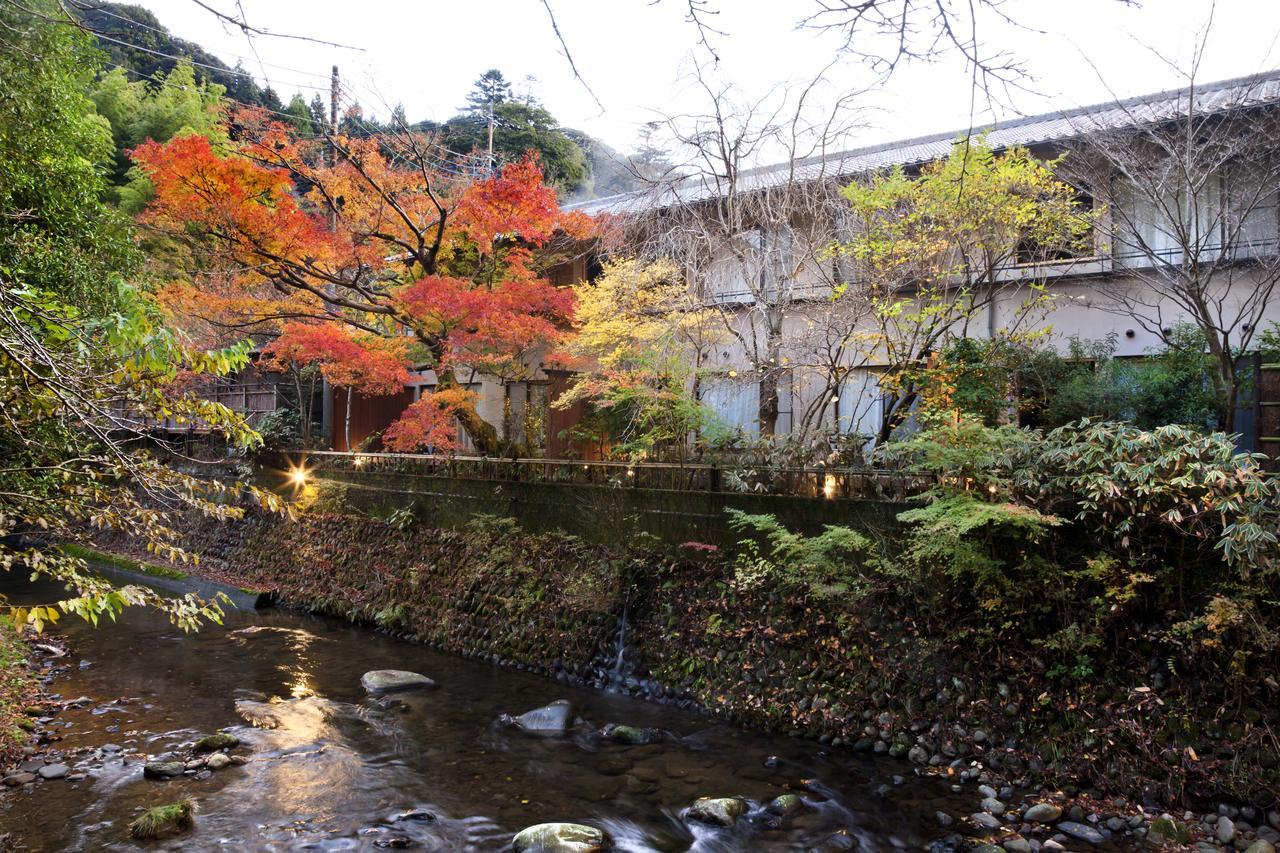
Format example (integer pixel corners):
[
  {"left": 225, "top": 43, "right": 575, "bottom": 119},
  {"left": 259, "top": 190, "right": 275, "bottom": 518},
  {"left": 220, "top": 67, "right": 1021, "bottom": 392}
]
[
  {"left": 193, "top": 733, "right": 240, "bottom": 753},
  {"left": 1147, "top": 816, "right": 1191, "bottom": 844},
  {"left": 142, "top": 761, "right": 185, "bottom": 780},
  {"left": 766, "top": 793, "right": 804, "bottom": 817},
  {"left": 360, "top": 670, "right": 435, "bottom": 694},
  {"left": 128, "top": 799, "right": 195, "bottom": 839},
  {"left": 686, "top": 796, "right": 749, "bottom": 827},
  {"left": 511, "top": 822, "right": 608, "bottom": 852},
  {"left": 600, "top": 723, "right": 663, "bottom": 746},
  {"left": 501, "top": 700, "right": 575, "bottom": 734}
]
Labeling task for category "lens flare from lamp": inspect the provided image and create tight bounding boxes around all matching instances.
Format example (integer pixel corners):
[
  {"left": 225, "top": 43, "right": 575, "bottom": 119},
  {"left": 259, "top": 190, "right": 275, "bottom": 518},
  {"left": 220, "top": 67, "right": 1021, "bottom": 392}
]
[
  {"left": 823, "top": 473, "right": 837, "bottom": 499},
  {"left": 288, "top": 467, "right": 310, "bottom": 487}
]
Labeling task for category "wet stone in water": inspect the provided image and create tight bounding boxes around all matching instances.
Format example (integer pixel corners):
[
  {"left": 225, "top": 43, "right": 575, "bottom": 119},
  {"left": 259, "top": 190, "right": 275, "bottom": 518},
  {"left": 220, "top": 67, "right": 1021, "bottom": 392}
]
[
  {"left": 360, "top": 670, "right": 436, "bottom": 694},
  {"left": 143, "top": 761, "right": 186, "bottom": 780},
  {"left": 501, "top": 699, "right": 575, "bottom": 734},
  {"left": 686, "top": 796, "right": 750, "bottom": 827},
  {"left": 193, "top": 733, "right": 239, "bottom": 752},
  {"left": 511, "top": 822, "right": 609, "bottom": 852}
]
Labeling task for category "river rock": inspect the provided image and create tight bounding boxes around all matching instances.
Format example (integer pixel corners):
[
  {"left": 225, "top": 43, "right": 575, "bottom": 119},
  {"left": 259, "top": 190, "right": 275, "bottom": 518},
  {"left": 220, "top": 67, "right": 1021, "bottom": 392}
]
[
  {"left": 1024, "top": 803, "right": 1063, "bottom": 823},
  {"left": 360, "top": 670, "right": 435, "bottom": 694},
  {"left": 2, "top": 772, "right": 35, "bottom": 786},
  {"left": 1245, "top": 841, "right": 1277, "bottom": 853},
  {"left": 971, "top": 813, "right": 1003, "bottom": 830},
  {"left": 143, "top": 761, "right": 186, "bottom": 779},
  {"left": 1057, "top": 821, "right": 1106, "bottom": 845},
  {"left": 1152, "top": 814, "right": 1187, "bottom": 840},
  {"left": 511, "top": 822, "right": 608, "bottom": 852},
  {"left": 503, "top": 700, "right": 575, "bottom": 734},
  {"left": 811, "top": 829, "right": 857, "bottom": 851},
  {"left": 37, "top": 763, "right": 68, "bottom": 780},
  {"left": 1003, "top": 837, "right": 1033, "bottom": 853},
  {"left": 1218, "top": 817, "right": 1237, "bottom": 844},
  {"left": 687, "top": 796, "right": 749, "bottom": 827},
  {"left": 205, "top": 753, "right": 232, "bottom": 770},
  {"left": 600, "top": 723, "right": 662, "bottom": 745},
  {"left": 766, "top": 793, "right": 804, "bottom": 817},
  {"left": 193, "top": 733, "right": 240, "bottom": 752},
  {"left": 982, "top": 797, "right": 1006, "bottom": 816}
]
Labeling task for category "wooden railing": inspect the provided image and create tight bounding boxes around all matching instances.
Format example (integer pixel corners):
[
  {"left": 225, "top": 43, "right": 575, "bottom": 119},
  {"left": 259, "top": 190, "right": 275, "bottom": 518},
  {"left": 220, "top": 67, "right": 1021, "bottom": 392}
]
[{"left": 299, "top": 450, "right": 931, "bottom": 501}]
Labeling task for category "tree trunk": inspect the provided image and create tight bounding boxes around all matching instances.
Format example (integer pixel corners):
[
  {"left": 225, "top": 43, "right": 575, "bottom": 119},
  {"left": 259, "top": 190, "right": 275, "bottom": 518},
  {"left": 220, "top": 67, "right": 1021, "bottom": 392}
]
[
  {"left": 344, "top": 387, "right": 352, "bottom": 452},
  {"left": 759, "top": 371, "right": 779, "bottom": 437},
  {"left": 436, "top": 367, "right": 500, "bottom": 455},
  {"left": 293, "top": 367, "right": 311, "bottom": 443}
]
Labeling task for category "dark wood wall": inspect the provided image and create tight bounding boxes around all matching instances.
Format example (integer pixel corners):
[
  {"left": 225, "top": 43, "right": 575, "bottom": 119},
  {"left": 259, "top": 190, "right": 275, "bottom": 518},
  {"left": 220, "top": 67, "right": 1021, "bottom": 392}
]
[{"left": 331, "top": 387, "right": 415, "bottom": 452}]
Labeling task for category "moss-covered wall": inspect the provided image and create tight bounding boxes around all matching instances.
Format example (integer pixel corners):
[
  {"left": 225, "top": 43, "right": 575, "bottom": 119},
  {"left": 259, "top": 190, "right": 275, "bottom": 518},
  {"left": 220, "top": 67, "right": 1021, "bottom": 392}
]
[{"left": 313, "top": 469, "right": 903, "bottom": 547}]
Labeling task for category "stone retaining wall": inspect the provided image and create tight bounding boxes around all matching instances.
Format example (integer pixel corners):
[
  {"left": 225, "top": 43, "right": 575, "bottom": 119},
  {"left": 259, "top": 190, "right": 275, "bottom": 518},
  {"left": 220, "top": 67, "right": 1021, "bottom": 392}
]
[{"left": 312, "top": 468, "right": 903, "bottom": 547}]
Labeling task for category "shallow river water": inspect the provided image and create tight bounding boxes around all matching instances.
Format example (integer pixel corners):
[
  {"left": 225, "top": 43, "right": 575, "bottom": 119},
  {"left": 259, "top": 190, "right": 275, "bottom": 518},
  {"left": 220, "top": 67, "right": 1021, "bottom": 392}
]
[{"left": 0, "top": 578, "right": 976, "bottom": 852}]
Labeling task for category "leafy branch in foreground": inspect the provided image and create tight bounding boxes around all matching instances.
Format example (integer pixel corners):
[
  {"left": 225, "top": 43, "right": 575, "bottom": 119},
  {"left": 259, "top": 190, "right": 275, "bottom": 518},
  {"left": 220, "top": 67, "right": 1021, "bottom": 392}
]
[{"left": 0, "top": 284, "right": 285, "bottom": 632}]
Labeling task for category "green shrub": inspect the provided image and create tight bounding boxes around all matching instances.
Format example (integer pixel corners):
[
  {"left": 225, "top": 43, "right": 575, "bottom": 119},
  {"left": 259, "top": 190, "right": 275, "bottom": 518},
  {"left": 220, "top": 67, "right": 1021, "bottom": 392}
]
[
  {"left": 875, "top": 414, "right": 1280, "bottom": 675},
  {"left": 725, "top": 509, "right": 870, "bottom": 598}
]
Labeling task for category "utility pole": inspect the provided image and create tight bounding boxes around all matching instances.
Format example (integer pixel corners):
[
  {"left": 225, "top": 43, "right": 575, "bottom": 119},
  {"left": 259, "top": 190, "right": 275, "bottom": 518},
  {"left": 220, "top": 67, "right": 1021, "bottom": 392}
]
[
  {"left": 329, "top": 64, "right": 340, "bottom": 169},
  {"left": 486, "top": 95, "right": 496, "bottom": 175}
]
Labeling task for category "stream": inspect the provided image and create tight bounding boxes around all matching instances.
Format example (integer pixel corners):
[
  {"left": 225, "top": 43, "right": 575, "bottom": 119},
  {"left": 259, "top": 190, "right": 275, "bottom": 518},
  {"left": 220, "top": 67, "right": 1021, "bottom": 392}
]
[{"left": 0, "top": 576, "right": 977, "bottom": 852}]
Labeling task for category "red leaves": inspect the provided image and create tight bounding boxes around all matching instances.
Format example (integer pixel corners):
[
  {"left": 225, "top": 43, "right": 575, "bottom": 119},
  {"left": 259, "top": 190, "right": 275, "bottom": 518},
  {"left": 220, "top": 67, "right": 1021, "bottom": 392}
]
[
  {"left": 133, "top": 134, "right": 345, "bottom": 280},
  {"left": 382, "top": 387, "right": 477, "bottom": 452},
  {"left": 261, "top": 322, "right": 410, "bottom": 395},
  {"left": 134, "top": 119, "right": 594, "bottom": 447},
  {"left": 456, "top": 155, "right": 560, "bottom": 253},
  {"left": 395, "top": 274, "right": 574, "bottom": 374}
]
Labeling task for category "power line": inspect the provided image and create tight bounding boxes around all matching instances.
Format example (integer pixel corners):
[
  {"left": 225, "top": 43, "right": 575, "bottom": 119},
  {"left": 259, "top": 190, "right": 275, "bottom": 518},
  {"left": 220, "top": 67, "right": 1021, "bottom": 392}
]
[
  {"left": 92, "top": 29, "right": 331, "bottom": 93},
  {"left": 100, "top": 60, "right": 330, "bottom": 133},
  {"left": 72, "top": 3, "right": 336, "bottom": 82},
  {"left": 335, "top": 81, "right": 488, "bottom": 173}
]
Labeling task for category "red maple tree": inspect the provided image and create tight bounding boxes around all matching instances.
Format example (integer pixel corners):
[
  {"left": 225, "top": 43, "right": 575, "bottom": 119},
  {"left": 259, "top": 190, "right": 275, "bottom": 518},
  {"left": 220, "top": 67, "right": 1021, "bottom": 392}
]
[{"left": 134, "top": 110, "right": 593, "bottom": 453}]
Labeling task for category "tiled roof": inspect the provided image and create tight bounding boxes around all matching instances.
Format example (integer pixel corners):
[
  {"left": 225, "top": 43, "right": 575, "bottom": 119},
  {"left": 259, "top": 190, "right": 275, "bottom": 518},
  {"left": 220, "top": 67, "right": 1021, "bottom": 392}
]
[{"left": 571, "top": 70, "right": 1280, "bottom": 216}]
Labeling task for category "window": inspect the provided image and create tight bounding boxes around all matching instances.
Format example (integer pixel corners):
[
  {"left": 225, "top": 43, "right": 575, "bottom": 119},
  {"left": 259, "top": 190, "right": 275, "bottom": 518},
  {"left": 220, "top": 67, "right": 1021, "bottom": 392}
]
[
  {"left": 836, "top": 370, "right": 884, "bottom": 441},
  {"left": 703, "top": 232, "right": 761, "bottom": 305},
  {"left": 702, "top": 376, "right": 760, "bottom": 435},
  {"left": 1015, "top": 189, "right": 1095, "bottom": 264},
  {"left": 1117, "top": 169, "right": 1279, "bottom": 266},
  {"left": 504, "top": 381, "right": 548, "bottom": 449}
]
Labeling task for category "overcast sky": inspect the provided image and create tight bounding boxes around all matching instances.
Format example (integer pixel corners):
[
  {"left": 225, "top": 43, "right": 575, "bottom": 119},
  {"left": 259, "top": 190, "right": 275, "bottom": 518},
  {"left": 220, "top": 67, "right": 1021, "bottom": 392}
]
[{"left": 137, "top": 0, "right": 1280, "bottom": 159}]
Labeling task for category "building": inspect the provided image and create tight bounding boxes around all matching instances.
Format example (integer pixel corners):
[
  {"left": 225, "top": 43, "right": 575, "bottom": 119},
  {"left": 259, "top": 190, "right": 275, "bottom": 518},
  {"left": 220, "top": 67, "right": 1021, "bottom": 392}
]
[{"left": 329, "top": 71, "right": 1280, "bottom": 458}]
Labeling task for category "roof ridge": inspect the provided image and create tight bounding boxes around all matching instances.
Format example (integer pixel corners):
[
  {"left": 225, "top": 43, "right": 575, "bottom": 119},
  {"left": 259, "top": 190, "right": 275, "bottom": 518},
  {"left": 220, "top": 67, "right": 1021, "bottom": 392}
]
[{"left": 568, "top": 68, "right": 1280, "bottom": 213}]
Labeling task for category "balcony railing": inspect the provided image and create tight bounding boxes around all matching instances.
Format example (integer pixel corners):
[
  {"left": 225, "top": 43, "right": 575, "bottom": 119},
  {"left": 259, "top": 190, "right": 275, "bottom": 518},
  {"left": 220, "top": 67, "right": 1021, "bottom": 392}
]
[{"left": 299, "top": 450, "right": 932, "bottom": 501}]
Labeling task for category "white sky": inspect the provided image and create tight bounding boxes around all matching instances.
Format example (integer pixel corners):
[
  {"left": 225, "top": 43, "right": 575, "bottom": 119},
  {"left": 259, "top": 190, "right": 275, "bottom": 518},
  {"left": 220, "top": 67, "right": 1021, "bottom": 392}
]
[{"left": 135, "top": 0, "right": 1280, "bottom": 160}]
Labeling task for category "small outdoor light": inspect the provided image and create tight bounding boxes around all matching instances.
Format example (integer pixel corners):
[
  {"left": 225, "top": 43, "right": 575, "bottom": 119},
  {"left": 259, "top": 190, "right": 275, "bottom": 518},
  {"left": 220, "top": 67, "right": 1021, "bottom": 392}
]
[
  {"left": 823, "top": 473, "right": 837, "bottom": 500},
  {"left": 288, "top": 466, "right": 310, "bottom": 487},
  {"left": 352, "top": 455, "right": 365, "bottom": 468}
]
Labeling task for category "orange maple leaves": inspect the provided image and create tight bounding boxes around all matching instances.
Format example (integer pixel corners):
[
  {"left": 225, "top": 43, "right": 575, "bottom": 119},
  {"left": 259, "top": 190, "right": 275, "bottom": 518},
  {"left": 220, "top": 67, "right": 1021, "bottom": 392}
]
[
  {"left": 133, "top": 113, "right": 595, "bottom": 452},
  {"left": 260, "top": 322, "right": 410, "bottom": 395}
]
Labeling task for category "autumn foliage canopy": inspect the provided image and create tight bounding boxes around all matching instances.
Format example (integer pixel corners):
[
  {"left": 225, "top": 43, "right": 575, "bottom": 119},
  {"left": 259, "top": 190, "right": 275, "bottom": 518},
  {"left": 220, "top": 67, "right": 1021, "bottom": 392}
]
[{"left": 134, "top": 110, "right": 592, "bottom": 452}]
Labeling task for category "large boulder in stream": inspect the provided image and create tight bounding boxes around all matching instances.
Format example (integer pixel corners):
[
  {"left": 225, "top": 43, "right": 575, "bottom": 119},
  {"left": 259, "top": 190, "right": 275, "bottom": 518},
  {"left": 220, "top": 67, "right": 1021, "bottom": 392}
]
[
  {"left": 360, "top": 670, "right": 435, "bottom": 694},
  {"left": 512, "top": 822, "right": 609, "bottom": 852},
  {"left": 500, "top": 700, "right": 575, "bottom": 734},
  {"left": 686, "top": 796, "right": 750, "bottom": 827}
]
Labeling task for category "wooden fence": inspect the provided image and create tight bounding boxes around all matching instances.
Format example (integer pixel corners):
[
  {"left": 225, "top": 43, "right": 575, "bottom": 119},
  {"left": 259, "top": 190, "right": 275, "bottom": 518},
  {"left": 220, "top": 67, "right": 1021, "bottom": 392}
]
[{"left": 298, "top": 450, "right": 932, "bottom": 502}]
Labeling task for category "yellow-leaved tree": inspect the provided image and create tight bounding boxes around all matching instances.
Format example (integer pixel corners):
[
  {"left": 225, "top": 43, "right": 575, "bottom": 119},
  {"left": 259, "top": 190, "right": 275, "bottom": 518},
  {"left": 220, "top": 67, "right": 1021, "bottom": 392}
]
[{"left": 554, "top": 258, "right": 724, "bottom": 460}]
